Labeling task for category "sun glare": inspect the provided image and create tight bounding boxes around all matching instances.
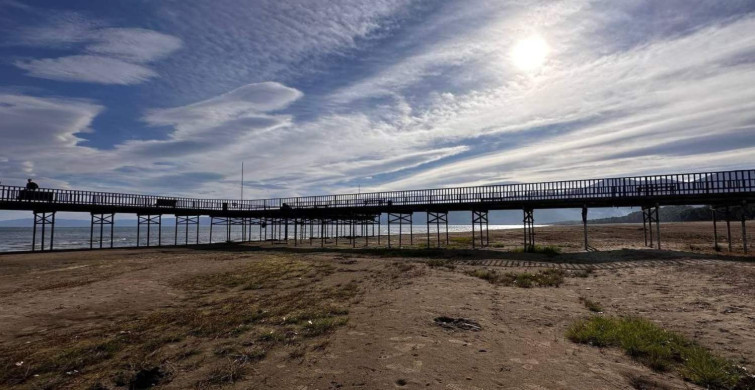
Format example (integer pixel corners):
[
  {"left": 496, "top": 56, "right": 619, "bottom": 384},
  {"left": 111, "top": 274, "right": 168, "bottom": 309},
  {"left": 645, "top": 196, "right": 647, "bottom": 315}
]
[{"left": 510, "top": 35, "right": 549, "bottom": 72}]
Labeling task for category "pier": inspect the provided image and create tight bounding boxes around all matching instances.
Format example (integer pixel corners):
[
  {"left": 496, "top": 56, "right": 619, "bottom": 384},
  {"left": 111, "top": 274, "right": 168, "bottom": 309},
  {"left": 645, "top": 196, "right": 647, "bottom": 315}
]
[{"left": 1, "top": 169, "right": 753, "bottom": 253}]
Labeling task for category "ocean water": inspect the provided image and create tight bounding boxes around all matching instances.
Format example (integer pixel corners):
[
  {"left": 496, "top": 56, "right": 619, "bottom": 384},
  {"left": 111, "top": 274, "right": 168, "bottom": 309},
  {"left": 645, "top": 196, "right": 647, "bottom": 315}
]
[{"left": 0, "top": 224, "right": 527, "bottom": 253}]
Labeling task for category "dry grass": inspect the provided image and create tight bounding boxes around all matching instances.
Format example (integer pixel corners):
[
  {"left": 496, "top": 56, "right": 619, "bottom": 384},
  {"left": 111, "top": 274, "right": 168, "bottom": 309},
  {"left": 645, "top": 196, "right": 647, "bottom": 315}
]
[
  {"left": 0, "top": 256, "right": 359, "bottom": 389},
  {"left": 426, "top": 259, "right": 456, "bottom": 269},
  {"left": 195, "top": 359, "right": 248, "bottom": 389},
  {"left": 467, "top": 268, "right": 566, "bottom": 288},
  {"left": 512, "top": 244, "right": 562, "bottom": 256},
  {"left": 579, "top": 297, "right": 603, "bottom": 312}
]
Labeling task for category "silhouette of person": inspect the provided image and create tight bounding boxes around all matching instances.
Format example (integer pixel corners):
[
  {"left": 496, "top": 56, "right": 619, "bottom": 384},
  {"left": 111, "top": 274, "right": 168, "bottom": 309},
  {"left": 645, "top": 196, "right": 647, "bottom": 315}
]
[{"left": 26, "top": 179, "right": 39, "bottom": 190}]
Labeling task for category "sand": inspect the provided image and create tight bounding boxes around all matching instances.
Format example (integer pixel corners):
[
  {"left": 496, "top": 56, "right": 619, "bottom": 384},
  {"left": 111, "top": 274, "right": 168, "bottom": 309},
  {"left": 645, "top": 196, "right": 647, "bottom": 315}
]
[{"left": 0, "top": 222, "right": 753, "bottom": 389}]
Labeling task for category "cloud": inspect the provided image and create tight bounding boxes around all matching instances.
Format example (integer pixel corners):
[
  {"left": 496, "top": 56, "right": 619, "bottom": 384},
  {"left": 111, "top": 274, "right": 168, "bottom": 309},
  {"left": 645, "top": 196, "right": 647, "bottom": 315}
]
[
  {"left": 0, "top": 93, "right": 102, "bottom": 182},
  {"left": 0, "top": 94, "right": 102, "bottom": 151},
  {"left": 125, "top": 82, "right": 303, "bottom": 155},
  {"left": 9, "top": 11, "right": 101, "bottom": 47},
  {"left": 149, "top": 0, "right": 420, "bottom": 98},
  {"left": 2, "top": 1, "right": 754, "bottom": 203},
  {"left": 85, "top": 28, "right": 182, "bottom": 63},
  {"left": 140, "top": 172, "right": 225, "bottom": 191},
  {"left": 15, "top": 55, "right": 157, "bottom": 85},
  {"left": 144, "top": 82, "right": 302, "bottom": 132},
  {"left": 10, "top": 13, "right": 181, "bottom": 84},
  {"left": 326, "top": 9, "right": 755, "bottom": 191}
]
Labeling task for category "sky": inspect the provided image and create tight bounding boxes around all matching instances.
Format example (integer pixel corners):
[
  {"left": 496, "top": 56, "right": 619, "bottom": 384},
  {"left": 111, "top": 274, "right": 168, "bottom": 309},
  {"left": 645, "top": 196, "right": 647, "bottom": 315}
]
[{"left": 1, "top": 0, "right": 755, "bottom": 221}]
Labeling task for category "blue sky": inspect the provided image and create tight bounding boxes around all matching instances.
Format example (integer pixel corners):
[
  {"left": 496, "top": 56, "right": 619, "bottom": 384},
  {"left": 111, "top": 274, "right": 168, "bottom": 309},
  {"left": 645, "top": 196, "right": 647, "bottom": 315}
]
[{"left": 1, "top": 0, "right": 755, "bottom": 219}]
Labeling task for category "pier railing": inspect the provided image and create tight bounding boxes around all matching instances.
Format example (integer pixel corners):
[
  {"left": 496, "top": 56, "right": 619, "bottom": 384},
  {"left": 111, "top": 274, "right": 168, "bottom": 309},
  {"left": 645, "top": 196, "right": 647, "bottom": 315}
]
[{"left": 1, "top": 170, "right": 753, "bottom": 212}]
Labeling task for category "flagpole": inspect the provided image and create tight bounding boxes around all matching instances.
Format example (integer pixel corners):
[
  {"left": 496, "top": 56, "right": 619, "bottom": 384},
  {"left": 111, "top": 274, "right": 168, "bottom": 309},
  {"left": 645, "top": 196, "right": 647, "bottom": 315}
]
[{"left": 241, "top": 161, "right": 244, "bottom": 200}]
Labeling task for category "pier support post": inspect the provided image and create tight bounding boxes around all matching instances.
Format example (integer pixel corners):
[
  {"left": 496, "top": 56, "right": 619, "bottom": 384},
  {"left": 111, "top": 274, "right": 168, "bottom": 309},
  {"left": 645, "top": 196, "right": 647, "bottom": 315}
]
[
  {"left": 309, "top": 219, "right": 314, "bottom": 246},
  {"left": 387, "top": 212, "right": 412, "bottom": 248},
  {"left": 741, "top": 201, "right": 749, "bottom": 254},
  {"left": 351, "top": 217, "right": 356, "bottom": 248},
  {"left": 726, "top": 206, "right": 732, "bottom": 252},
  {"left": 175, "top": 215, "right": 200, "bottom": 245},
  {"left": 641, "top": 206, "right": 660, "bottom": 249},
  {"left": 387, "top": 213, "right": 392, "bottom": 248},
  {"left": 655, "top": 204, "right": 661, "bottom": 250},
  {"left": 137, "top": 214, "right": 161, "bottom": 247},
  {"left": 209, "top": 216, "right": 231, "bottom": 244},
  {"left": 643, "top": 207, "right": 650, "bottom": 247},
  {"left": 523, "top": 208, "right": 535, "bottom": 252},
  {"left": 32, "top": 211, "right": 56, "bottom": 251},
  {"left": 472, "top": 210, "right": 489, "bottom": 249},
  {"left": 227, "top": 217, "right": 232, "bottom": 242},
  {"left": 712, "top": 206, "right": 719, "bottom": 251},
  {"left": 320, "top": 219, "right": 326, "bottom": 248},
  {"left": 427, "top": 211, "right": 449, "bottom": 248},
  {"left": 334, "top": 218, "right": 339, "bottom": 246},
  {"left": 90, "top": 213, "right": 115, "bottom": 249},
  {"left": 293, "top": 218, "right": 298, "bottom": 246},
  {"left": 582, "top": 206, "right": 589, "bottom": 251}
]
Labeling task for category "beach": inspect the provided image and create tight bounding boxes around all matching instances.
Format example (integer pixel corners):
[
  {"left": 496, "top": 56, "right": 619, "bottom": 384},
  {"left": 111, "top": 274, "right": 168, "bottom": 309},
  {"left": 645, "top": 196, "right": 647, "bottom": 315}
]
[{"left": 0, "top": 221, "right": 753, "bottom": 389}]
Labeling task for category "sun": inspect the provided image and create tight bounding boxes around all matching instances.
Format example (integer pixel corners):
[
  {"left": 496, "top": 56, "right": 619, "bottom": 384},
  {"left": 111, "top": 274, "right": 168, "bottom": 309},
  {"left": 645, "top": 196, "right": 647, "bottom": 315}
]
[{"left": 510, "top": 35, "right": 549, "bottom": 72}]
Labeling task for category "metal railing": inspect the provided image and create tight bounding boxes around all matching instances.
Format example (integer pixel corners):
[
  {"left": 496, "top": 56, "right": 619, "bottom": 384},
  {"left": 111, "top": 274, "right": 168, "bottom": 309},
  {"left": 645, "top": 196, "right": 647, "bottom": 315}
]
[{"left": 1, "top": 169, "right": 753, "bottom": 212}]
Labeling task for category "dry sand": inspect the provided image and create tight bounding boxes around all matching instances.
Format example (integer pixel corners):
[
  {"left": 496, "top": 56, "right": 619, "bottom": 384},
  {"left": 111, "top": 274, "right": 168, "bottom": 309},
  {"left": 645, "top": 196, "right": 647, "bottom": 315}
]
[{"left": 0, "top": 222, "right": 753, "bottom": 389}]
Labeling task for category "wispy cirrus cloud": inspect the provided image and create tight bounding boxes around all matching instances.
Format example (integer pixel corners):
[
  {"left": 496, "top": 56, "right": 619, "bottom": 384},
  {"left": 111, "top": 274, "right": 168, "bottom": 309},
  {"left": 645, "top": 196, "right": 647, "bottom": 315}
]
[
  {"left": 0, "top": 93, "right": 102, "bottom": 183},
  {"left": 1, "top": 0, "right": 754, "bottom": 205},
  {"left": 150, "top": 0, "right": 424, "bottom": 99},
  {"left": 15, "top": 55, "right": 158, "bottom": 85},
  {"left": 8, "top": 12, "right": 181, "bottom": 85}
]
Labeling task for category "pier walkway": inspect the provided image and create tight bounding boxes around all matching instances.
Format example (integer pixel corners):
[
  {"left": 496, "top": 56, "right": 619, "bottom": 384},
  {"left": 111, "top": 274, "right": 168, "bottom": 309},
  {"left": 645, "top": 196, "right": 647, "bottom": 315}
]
[{"left": 1, "top": 169, "right": 753, "bottom": 252}]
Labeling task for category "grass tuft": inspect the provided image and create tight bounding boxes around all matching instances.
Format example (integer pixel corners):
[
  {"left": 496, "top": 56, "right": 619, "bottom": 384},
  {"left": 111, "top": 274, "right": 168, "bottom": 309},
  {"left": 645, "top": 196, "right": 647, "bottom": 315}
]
[
  {"left": 426, "top": 259, "right": 455, "bottom": 270},
  {"left": 467, "top": 268, "right": 566, "bottom": 288},
  {"left": 572, "top": 266, "right": 596, "bottom": 278},
  {"left": 566, "top": 316, "right": 749, "bottom": 389},
  {"left": 513, "top": 245, "right": 562, "bottom": 256},
  {"left": 579, "top": 297, "right": 603, "bottom": 312},
  {"left": 302, "top": 317, "right": 349, "bottom": 337},
  {"left": 195, "top": 359, "right": 247, "bottom": 388}
]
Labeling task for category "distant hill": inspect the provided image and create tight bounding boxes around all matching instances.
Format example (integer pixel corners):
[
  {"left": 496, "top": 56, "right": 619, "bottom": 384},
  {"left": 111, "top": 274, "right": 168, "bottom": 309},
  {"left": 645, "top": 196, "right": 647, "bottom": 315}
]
[{"left": 557, "top": 204, "right": 754, "bottom": 225}]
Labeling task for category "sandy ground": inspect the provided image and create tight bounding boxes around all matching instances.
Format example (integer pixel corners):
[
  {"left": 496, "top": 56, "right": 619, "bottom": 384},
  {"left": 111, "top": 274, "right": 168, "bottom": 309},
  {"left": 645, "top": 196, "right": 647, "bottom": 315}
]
[{"left": 0, "top": 222, "right": 753, "bottom": 389}]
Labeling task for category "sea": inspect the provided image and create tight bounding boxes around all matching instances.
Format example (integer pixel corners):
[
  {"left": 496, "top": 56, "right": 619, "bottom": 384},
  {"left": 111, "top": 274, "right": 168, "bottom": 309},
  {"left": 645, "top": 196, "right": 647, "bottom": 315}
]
[{"left": 0, "top": 224, "right": 528, "bottom": 253}]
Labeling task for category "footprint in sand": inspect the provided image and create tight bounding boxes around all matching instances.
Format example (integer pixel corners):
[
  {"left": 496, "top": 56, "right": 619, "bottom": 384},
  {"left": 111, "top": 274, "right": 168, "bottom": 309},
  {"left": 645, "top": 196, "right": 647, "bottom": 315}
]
[
  {"left": 509, "top": 357, "right": 540, "bottom": 370},
  {"left": 445, "top": 383, "right": 484, "bottom": 390},
  {"left": 386, "top": 360, "right": 423, "bottom": 373},
  {"left": 393, "top": 342, "right": 426, "bottom": 353}
]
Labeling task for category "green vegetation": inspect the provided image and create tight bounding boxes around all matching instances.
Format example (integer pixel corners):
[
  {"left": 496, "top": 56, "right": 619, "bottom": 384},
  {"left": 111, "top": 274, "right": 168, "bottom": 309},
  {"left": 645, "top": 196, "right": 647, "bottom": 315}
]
[
  {"left": 467, "top": 268, "right": 566, "bottom": 288},
  {"left": 0, "top": 256, "right": 358, "bottom": 389},
  {"left": 427, "top": 259, "right": 455, "bottom": 269},
  {"left": 579, "top": 297, "right": 603, "bottom": 312},
  {"left": 573, "top": 266, "right": 596, "bottom": 278},
  {"left": 449, "top": 236, "right": 473, "bottom": 246},
  {"left": 513, "top": 245, "right": 561, "bottom": 256},
  {"left": 566, "top": 316, "right": 751, "bottom": 389},
  {"left": 195, "top": 359, "right": 248, "bottom": 388}
]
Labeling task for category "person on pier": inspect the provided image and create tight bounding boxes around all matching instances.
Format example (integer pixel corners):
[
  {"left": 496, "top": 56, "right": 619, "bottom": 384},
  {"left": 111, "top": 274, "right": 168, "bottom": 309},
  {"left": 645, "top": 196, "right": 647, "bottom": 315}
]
[{"left": 26, "top": 179, "right": 39, "bottom": 190}]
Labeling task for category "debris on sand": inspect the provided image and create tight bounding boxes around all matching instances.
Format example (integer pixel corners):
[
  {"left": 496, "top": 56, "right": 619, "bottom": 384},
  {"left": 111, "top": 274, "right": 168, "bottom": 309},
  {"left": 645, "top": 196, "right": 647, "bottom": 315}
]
[
  {"left": 434, "top": 316, "right": 482, "bottom": 331},
  {"left": 130, "top": 367, "right": 166, "bottom": 389}
]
